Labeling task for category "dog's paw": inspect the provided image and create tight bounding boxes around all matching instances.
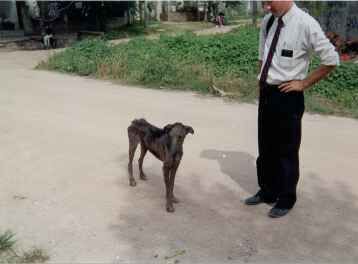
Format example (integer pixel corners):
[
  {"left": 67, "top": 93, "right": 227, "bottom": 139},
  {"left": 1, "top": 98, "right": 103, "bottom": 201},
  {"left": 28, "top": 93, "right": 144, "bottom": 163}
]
[
  {"left": 129, "top": 179, "right": 137, "bottom": 187},
  {"left": 171, "top": 196, "right": 180, "bottom": 203},
  {"left": 166, "top": 204, "right": 175, "bottom": 213},
  {"left": 140, "top": 173, "right": 147, "bottom": 181}
]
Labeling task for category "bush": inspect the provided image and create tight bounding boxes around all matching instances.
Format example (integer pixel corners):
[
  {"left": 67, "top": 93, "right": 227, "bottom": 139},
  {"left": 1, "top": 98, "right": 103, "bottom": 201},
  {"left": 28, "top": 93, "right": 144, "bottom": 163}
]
[
  {"left": 43, "top": 39, "right": 112, "bottom": 76},
  {"left": 39, "top": 26, "right": 358, "bottom": 117},
  {"left": 308, "top": 58, "right": 358, "bottom": 109}
]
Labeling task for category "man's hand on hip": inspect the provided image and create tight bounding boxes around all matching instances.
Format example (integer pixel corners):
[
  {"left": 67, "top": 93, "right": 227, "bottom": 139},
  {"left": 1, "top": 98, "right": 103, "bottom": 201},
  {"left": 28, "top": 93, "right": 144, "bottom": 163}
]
[{"left": 278, "top": 80, "right": 307, "bottom": 93}]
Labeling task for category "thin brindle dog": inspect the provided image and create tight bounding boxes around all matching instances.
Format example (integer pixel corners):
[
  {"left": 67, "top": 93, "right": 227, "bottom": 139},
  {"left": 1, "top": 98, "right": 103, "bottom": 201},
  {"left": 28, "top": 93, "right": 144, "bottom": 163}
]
[{"left": 127, "top": 119, "right": 194, "bottom": 212}]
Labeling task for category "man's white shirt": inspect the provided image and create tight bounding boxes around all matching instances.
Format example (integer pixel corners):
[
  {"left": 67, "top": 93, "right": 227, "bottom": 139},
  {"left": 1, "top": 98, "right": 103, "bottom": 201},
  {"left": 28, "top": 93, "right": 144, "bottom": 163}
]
[{"left": 258, "top": 3, "right": 339, "bottom": 85}]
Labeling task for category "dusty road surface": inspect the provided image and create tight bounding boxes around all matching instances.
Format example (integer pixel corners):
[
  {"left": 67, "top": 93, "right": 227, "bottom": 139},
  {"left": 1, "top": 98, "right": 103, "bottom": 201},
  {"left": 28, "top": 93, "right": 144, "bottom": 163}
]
[{"left": 1, "top": 49, "right": 358, "bottom": 264}]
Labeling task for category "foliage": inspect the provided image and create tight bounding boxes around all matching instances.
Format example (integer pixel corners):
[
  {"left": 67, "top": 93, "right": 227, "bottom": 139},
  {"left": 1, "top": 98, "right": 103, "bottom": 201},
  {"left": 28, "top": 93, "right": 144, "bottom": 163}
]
[
  {"left": 39, "top": 26, "right": 358, "bottom": 118},
  {"left": 0, "top": 231, "right": 49, "bottom": 263},
  {"left": 0, "top": 231, "right": 16, "bottom": 253},
  {"left": 40, "top": 26, "right": 259, "bottom": 92},
  {"left": 307, "top": 57, "right": 358, "bottom": 111},
  {"left": 42, "top": 39, "right": 112, "bottom": 76}
]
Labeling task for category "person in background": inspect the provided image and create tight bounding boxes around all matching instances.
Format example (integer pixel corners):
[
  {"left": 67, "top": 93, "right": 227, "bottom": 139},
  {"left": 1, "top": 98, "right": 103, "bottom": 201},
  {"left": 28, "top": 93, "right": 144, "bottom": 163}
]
[{"left": 43, "top": 24, "right": 54, "bottom": 49}]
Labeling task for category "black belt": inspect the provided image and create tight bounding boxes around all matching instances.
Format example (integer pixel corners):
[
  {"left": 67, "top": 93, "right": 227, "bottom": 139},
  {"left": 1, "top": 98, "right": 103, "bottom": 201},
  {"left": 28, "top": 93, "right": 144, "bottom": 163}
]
[
  {"left": 259, "top": 82, "right": 281, "bottom": 95},
  {"left": 260, "top": 82, "right": 303, "bottom": 96}
]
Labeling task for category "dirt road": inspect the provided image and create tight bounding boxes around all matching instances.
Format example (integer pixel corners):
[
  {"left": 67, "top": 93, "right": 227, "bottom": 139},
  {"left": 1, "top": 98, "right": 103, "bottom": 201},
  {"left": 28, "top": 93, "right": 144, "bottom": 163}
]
[{"left": 1, "top": 50, "right": 358, "bottom": 263}]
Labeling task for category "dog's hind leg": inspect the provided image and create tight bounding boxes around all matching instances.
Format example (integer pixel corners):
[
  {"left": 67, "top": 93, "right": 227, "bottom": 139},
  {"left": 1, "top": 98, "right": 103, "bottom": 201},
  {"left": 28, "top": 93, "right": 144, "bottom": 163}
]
[
  {"left": 138, "top": 144, "right": 148, "bottom": 180},
  {"left": 128, "top": 132, "right": 139, "bottom": 187}
]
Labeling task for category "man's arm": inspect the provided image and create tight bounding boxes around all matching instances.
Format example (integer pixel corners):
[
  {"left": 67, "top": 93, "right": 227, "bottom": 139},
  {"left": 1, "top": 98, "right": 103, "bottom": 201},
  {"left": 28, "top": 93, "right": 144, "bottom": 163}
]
[
  {"left": 258, "top": 16, "right": 269, "bottom": 66},
  {"left": 258, "top": 60, "right": 262, "bottom": 73},
  {"left": 278, "top": 65, "right": 335, "bottom": 93},
  {"left": 279, "top": 17, "right": 339, "bottom": 93}
]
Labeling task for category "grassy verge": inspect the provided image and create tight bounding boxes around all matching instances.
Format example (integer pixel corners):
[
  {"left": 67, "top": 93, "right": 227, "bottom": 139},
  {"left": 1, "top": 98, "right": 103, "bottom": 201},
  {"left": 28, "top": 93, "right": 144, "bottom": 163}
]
[
  {"left": 38, "top": 26, "right": 258, "bottom": 93},
  {"left": 0, "top": 230, "right": 49, "bottom": 263},
  {"left": 38, "top": 26, "right": 358, "bottom": 118},
  {"left": 104, "top": 21, "right": 215, "bottom": 40}
]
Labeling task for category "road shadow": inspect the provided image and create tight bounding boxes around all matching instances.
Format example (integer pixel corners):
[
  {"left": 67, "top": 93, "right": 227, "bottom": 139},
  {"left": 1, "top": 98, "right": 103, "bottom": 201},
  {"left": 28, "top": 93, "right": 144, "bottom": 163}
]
[
  {"left": 110, "top": 149, "right": 358, "bottom": 263},
  {"left": 200, "top": 149, "right": 258, "bottom": 196}
]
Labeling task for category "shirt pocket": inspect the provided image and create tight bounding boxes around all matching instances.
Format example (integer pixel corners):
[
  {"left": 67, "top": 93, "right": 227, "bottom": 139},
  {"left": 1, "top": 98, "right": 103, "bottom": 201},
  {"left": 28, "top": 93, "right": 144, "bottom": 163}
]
[
  {"left": 279, "top": 54, "right": 293, "bottom": 68},
  {"left": 279, "top": 49, "right": 306, "bottom": 69}
]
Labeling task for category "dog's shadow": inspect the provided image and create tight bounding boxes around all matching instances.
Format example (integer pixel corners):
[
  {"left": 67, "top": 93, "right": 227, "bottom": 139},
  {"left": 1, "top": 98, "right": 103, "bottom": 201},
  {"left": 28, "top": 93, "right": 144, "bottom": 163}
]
[{"left": 201, "top": 149, "right": 258, "bottom": 196}]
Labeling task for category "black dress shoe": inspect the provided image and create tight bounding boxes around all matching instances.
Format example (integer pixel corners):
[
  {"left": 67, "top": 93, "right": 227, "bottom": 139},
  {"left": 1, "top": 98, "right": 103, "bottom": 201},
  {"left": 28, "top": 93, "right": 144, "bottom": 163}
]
[
  {"left": 244, "top": 195, "right": 265, "bottom": 205},
  {"left": 268, "top": 207, "right": 290, "bottom": 218}
]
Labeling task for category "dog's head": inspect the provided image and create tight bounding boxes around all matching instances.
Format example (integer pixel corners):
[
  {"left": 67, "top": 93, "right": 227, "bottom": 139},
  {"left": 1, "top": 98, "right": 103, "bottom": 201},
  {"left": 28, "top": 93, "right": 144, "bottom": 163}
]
[{"left": 163, "top": 123, "right": 194, "bottom": 150}]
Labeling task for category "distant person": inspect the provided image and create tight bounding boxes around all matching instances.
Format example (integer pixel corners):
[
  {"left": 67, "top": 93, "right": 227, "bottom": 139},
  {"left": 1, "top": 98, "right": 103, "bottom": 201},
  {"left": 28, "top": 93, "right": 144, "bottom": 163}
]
[
  {"left": 216, "top": 12, "right": 225, "bottom": 28},
  {"left": 43, "top": 25, "right": 55, "bottom": 49}
]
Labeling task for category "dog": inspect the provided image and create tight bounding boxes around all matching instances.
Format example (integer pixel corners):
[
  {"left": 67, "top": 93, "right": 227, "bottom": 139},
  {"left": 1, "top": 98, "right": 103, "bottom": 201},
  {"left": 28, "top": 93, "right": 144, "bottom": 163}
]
[{"left": 127, "top": 119, "right": 194, "bottom": 212}]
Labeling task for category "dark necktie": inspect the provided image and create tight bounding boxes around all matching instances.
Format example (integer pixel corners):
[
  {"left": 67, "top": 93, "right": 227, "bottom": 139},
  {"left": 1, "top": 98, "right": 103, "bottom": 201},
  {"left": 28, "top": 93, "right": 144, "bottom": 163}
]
[{"left": 259, "top": 17, "right": 284, "bottom": 84}]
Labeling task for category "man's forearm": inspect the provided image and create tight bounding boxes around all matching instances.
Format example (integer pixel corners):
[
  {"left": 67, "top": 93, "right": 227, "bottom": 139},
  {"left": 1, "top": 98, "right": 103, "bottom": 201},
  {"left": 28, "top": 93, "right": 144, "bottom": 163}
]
[
  {"left": 302, "top": 65, "right": 336, "bottom": 90},
  {"left": 258, "top": 60, "right": 262, "bottom": 73}
]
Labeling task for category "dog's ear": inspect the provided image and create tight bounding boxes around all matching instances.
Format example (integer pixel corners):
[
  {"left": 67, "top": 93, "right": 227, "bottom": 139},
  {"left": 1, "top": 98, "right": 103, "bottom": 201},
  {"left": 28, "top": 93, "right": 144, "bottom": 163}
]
[
  {"left": 163, "top": 124, "right": 174, "bottom": 133},
  {"left": 185, "top": 126, "right": 194, "bottom": 135}
]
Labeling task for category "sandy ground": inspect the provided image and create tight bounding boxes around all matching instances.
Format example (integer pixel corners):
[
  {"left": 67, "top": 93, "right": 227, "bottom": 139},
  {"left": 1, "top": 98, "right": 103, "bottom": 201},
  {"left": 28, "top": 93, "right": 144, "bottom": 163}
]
[{"left": 1, "top": 49, "right": 358, "bottom": 264}]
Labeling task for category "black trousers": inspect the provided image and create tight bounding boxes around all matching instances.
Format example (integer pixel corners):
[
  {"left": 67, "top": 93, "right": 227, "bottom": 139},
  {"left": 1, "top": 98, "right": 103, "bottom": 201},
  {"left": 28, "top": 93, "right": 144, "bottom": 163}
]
[{"left": 257, "top": 82, "right": 305, "bottom": 209}]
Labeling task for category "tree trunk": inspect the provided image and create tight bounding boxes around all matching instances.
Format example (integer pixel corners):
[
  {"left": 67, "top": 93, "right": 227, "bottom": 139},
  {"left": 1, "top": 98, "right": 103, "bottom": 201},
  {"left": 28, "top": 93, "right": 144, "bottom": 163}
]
[
  {"left": 156, "top": 1, "right": 162, "bottom": 21},
  {"left": 139, "top": 1, "right": 144, "bottom": 24},
  {"left": 196, "top": 1, "right": 200, "bottom": 21},
  {"left": 38, "top": 1, "right": 47, "bottom": 34},
  {"left": 143, "top": 0, "right": 147, "bottom": 28},
  {"left": 204, "top": 1, "right": 208, "bottom": 21},
  {"left": 252, "top": 1, "right": 258, "bottom": 26}
]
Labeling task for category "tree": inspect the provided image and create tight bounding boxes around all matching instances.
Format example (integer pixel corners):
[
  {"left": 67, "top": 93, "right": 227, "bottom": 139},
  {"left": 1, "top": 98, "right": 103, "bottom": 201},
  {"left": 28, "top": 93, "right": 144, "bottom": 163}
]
[{"left": 252, "top": 1, "right": 258, "bottom": 26}]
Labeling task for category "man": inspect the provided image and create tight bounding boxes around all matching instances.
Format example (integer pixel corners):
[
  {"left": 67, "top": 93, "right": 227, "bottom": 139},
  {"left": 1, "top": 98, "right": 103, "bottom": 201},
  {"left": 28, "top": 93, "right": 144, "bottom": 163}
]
[{"left": 245, "top": 1, "right": 339, "bottom": 218}]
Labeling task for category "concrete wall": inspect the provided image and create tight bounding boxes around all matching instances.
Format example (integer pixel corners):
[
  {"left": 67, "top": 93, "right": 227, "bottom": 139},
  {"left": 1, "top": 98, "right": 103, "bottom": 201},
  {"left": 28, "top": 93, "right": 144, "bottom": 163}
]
[
  {"left": 324, "top": 1, "right": 358, "bottom": 40},
  {"left": 299, "top": 1, "right": 358, "bottom": 40}
]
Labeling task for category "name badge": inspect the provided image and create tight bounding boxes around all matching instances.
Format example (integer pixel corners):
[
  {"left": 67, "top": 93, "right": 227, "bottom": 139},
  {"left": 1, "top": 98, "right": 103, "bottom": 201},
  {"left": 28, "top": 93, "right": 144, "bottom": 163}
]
[{"left": 281, "top": 49, "right": 293, "bottom": 58}]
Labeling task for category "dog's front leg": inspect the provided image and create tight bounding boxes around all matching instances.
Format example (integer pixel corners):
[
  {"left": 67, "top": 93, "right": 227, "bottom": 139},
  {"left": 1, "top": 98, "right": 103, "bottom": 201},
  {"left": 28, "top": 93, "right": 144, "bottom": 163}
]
[
  {"left": 163, "top": 163, "right": 174, "bottom": 212},
  {"left": 169, "top": 162, "right": 180, "bottom": 204}
]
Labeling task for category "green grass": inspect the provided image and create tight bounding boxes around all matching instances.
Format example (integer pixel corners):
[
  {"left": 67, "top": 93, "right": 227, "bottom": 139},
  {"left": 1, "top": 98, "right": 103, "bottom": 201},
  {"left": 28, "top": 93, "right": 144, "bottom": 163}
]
[
  {"left": 38, "top": 26, "right": 358, "bottom": 118},
  {"left": 0, "top": 231, "right": 49, "bottom": 263},
  {"left": 0, "top": 231, "right": 16, "bottom": 253},
  {"left": 39, "top": 26, "right": 258, "bottom": 93},
  {"left": 18, "top": 248, "right": 49, "bottom": 263},
  {"left": 306, "top": 57, "right": 358, "bottom": 118},
  {"left": 104, "top": 21, "right": 215, "bottom": 40}
]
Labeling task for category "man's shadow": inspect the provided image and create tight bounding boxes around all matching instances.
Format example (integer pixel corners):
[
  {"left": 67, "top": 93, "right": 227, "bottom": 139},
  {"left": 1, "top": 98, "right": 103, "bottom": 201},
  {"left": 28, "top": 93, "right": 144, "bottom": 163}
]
[{"left": 201, "top": 149, "right": 258, "bottom": 195}]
